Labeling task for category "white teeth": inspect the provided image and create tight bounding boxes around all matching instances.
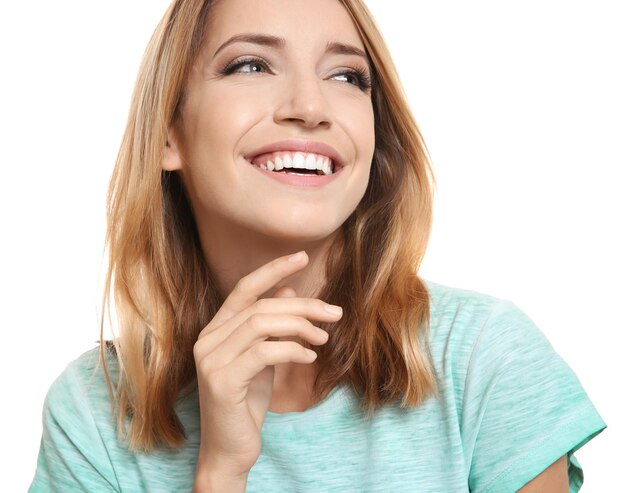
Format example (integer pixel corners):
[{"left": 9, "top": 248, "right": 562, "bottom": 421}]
[
  {"left": 255, "top": 151, "right": 335, "bottom": 175},
  {"left": 318, "top": 156, "right": 332, "bottom": 175},
  {"left": 293, "top": 152, "right": 305, "bottom": 168},
  {"left": 282, "top": 154, "right": 294, "bottom": 168}
]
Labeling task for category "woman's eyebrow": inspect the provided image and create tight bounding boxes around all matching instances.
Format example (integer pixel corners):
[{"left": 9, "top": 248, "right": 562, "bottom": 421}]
[{"left": 211, "top": 33, "right": 369, "bottom": 63}]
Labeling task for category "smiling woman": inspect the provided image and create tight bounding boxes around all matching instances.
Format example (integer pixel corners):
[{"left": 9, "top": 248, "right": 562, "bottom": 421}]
[
  {"left": 164, "top": 1, "right": 376, "bottom": 249},
  {"left": 28, "top": 1, "right": 605, "bottom": 492}
]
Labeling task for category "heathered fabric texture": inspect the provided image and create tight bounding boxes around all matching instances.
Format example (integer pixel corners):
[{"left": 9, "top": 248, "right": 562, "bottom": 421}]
[{"left": 29, "top": 280, "right": 606, "bottom": 492}]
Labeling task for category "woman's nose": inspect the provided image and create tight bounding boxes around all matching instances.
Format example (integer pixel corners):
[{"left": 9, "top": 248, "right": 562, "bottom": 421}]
[{"left": 273, "top": 71, "right": 332, "bottom": 129}]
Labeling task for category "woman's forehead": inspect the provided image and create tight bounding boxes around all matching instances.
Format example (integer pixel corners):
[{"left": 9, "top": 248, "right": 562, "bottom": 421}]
[{"left": 203, "top": 0, "right": 366, "bottom": 54}]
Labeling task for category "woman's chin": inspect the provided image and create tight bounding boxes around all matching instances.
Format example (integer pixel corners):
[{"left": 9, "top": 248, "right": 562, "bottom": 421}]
[{"left": 253, "top": 220, "right": 343, "bottom": 245}]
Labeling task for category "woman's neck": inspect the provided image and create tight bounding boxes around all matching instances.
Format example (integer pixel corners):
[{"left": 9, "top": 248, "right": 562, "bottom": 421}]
[{"left": 198, "top": 222, "right": 336, "bottom": 300}]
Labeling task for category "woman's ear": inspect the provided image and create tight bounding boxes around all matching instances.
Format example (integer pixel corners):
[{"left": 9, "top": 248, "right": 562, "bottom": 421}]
[{"left": 163, "top": 127, "right": 184, "bottom": 171}]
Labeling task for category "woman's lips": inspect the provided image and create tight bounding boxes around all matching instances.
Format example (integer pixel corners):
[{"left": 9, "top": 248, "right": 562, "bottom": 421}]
[{"left": 243, "top": 139, "right": 346, "bottom": 187}]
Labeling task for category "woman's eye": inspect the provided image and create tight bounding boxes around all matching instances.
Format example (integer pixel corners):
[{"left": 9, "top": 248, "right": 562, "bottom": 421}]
[
  {"left": 332, "top": 69, "right": 372, "bottom": 91},
  {"left": 220, "top": 57, "right": 269, "bottom": 75},
  {"left": 333, "top": 73, "right": 360, "bottom": 85}
]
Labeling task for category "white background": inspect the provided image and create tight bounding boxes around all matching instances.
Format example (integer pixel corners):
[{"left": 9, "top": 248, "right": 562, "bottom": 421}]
[{"left": 1, "top": 1, "right": 623, "bottom": 491}]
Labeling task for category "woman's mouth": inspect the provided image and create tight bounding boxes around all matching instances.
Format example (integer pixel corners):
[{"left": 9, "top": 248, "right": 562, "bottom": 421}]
[
  {"left": 244, "top": 150, "right": 344, "bottom": 188},
  {"left": 248, "top": 151, "right": 336, "bottom": 176}
]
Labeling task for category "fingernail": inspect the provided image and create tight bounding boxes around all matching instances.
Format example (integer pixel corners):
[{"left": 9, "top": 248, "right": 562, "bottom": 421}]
[
  {"left": 324, "top": 304, "right": 343, "bottom": 315},
  {"left": 288, "top": 251, "right": 306, "bottom": 262}
]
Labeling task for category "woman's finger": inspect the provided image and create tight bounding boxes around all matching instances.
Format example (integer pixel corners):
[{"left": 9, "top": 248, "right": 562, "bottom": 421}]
[
  {"left": 272, "top": 286, "right": 297, "bottom": 299},
  {"left": 203, "top": 251, "right": 309, "bottom": 334},
  {"left": 268, "top": 286, "right": 298, "bottom": 341},
  {"left": 220, "top": 340, "right": 320, "bottom": 394},
  {"left": 196, "top": 296, "right": 341, "bottom": 355},
  {"left": 199, "top": 313, "right": 328, "bottom": 372}
]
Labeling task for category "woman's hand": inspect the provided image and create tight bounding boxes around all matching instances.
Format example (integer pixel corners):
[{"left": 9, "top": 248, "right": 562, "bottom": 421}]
[{"left": 193, "top": 251, "right": 343, "bottom": 481}]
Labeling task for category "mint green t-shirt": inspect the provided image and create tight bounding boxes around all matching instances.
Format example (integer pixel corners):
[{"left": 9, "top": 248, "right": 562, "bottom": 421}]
[{"left": 29, "top": 280, "right": 606, "bottom": 492}]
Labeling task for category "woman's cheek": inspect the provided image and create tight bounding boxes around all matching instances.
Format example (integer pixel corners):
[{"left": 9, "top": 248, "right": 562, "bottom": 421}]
[{"left": 205, "top": 88, "right": 269, "bottom": 136}]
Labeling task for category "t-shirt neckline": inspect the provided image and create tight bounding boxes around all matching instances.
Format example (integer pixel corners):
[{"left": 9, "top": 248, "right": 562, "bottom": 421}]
[{"left": 263, "top": 385, "right": 351, "bottom": 425}]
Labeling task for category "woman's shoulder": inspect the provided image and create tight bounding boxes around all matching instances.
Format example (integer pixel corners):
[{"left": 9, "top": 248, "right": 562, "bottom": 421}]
[
  {"left": 32, "top": 347, "right": 145, "bottom": 491},
  {"left": 43, "top": 345, "right": 119, "bottom": 423},
  {"left": 424, "top": 278, "right": 505, "bottom": 315},
  {"left": 420, "top": 278, "right": 606, "bottom": 491},
  {"left": 55, "top": 343, "right": 116, "bottom": 378},
  {"left": 422, "top": 278, "right": 527, "bottom": 350},
  {"left": 420, "top": 277, "right": 593, "bottom": 416}
]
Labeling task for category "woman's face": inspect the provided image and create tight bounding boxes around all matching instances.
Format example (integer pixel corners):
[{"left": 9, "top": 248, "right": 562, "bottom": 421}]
[{"left": 166, "top": 0, "right": 375, "bottom": 243}]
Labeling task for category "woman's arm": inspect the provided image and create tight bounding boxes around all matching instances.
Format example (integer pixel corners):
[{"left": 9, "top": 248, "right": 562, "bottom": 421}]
[{"left": 517, "top": 455, "right": 568, "bottom": 493}]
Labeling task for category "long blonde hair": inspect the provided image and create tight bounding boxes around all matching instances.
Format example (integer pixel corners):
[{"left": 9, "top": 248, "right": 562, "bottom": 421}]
[{"left": 99, "top": 0, "right": 438, "bottom": 453}]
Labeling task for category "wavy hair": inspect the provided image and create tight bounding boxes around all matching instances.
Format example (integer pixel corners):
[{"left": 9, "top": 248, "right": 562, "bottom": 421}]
[{"left": 98, "top": 0, "right": 438, "bottom": 453}]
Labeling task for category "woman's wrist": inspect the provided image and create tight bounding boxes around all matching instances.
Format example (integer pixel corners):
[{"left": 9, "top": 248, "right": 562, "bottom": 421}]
[
  {"left": 193, "top": 471, "right": 248, "bottom": 493},
  {"left": 193, "top": 460, "right": 249, "bottom": 493}
]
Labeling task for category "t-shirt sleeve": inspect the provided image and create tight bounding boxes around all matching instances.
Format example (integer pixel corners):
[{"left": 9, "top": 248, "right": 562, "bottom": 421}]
[
  {"left": 28, "top": 362, "right": 120, "bottom": 492},
  {"left": 462, "top": 300, "right": 606, "bottom": 493}
]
